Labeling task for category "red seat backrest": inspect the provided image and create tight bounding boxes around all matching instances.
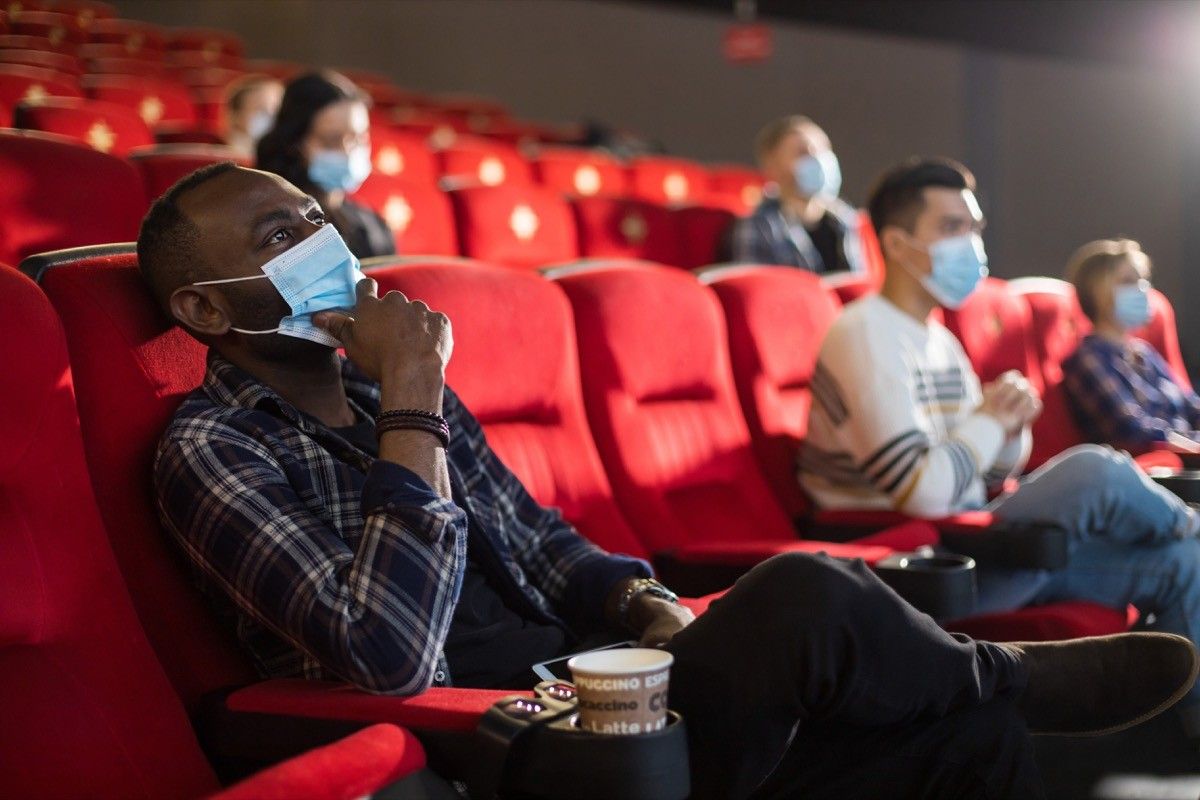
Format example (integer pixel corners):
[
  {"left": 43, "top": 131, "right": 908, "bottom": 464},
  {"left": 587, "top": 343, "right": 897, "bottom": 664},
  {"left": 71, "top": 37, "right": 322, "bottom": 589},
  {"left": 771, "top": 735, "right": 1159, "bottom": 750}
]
[
  {"left": 438, "top": 136, "right": 533, "bottom": 187},
  {"left": 451, "top": 184, "right": 578, "bottom": 269},
  {"left": 1134, "top": 288, "right": 1192, "bottom": 392},
  {"left": 0, "top": 46, "right": 81, "bottom": 75},
  {"left": 1009, "top": 277, "right": 1091, "bottom": 468},
  {"left": 87, "top": 18, "right": 167, "bottom": 56},
  {"left": 14, "top": 95, "right": 154, "bottom": 156},
  {"left": 625, "top": 156, "right": 710, "bottom": 206},
  {"left": 10, "top": 9, "right": 86, "bottom": 47},
  {"left": 571, "top": 197, "right": 683, "bottom": 266},
  {"left": 0, "top": 62, "right": 81, "bottom": 106},
  {"left": 941, "top": 277, "right": 1044, "bottom": 394},
  {"left": 532, "top": 147, "right": 629, "bottom": 198},
  {"left": 706, "top": 165, "right": 764, "bottom": 215},
  {"left": 83, "top": 72, "right": 196, "bottom": 128},
  {"left": 352, "top": 176, "right": 459, "bottom": 256},
  {"left": 0, "top": 130, "right": 145, "bottom": 267},
  {"left": 703, "top": 265, "right": 842, "bottom": 517},
  {"left": 554, "top": 261, "right": 796, "bottom": 553},
  {"left": 0, "top": 266, "right": 218, "bottom": 799},
  {"left": 128, "top": 144, "right": 249, "bottom": 201},
  {"left": 33, "top": 250, "right": 257, "bottom": 710},
  {"left": 369, "top": 260, "right": 649, "bottom": 559},
  {"left": 673, "top": 205, "right": 737, "bottom": 269},
  {"left": 367, "top": 125, "right": 439, "bottom": 185}
]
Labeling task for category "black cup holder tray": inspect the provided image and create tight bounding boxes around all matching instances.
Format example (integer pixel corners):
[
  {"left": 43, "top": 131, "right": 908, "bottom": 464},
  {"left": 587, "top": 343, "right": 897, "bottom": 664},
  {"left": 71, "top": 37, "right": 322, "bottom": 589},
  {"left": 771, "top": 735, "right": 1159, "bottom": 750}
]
[
  {"left": 472, "top": 680, "right": 690, "bottom": 800},
  {"left": 874, "top": 549, "right": 976, "bottom": 621},
  {"left": 1150, "top": 468, "right": 1200, "bottom": 503}
]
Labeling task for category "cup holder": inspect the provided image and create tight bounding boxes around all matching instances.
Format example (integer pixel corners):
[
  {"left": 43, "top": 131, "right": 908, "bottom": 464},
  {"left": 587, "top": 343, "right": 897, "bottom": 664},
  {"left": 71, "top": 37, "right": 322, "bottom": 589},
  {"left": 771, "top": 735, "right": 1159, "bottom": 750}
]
[
  {"left": 874, "top": 552, "right": 976, "bottom": 621},
  {"left": 1149, "top": 468, "right": 1200, "bottom": 503}
]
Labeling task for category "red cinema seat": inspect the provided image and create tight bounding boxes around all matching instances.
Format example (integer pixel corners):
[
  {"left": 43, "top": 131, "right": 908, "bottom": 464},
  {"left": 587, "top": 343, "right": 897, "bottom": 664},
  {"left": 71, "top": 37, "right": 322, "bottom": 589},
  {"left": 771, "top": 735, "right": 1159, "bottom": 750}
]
[
  {"left": 434, "top": 93, "right": 509, "bottom": 133},
  {"left": 85, "top": 55, "right": 170, "bottom": 76},
  {"left": 53, "top": 0, "right": 117, "bottom": 31},
  {"left": 941, "top": 277, "right": 1044, "bottom": 393},
  {"left": 0, "top": 63, "right": 80, "bottom": 107},
  {"left": 553, "top": 261, "right": 934, "bottom": 563},
  {"left": 1135, "top": 288, "right": 1192, "bottom": 392},
  {"left": 9, "top": 9, "right": 86, "bottom": 48},
  {"left": 0, "top": 129, "right": 144, "bottom": 266},
  {"left": 571, "top": 197, "right": 683, "bottom": 266},
  {"left": 626, "top": 155, "right": 710, "bottom": 206},
  {"left": 0, "top": 46, "right": 79, "bottom": 74},
  {"left": 78, "top": 41, "right": 162, "bottom": 63},
  {"left": 24, "top": 245, "right": 524, "bottom": 753},
  {"left": 84, "top": 72, "right": 197, "bottom": 129},
  {"left": 368, "top": 125, "right": 439, "bottom": 185},
  {"left": 0, "top": 266, "right": 434, "bottom": 800},
  {"left": 451, "top": 184, "right": 578, "bottom": 269},
  {"left": 373, "top": 258, "right": 916, "bottom": 599},
  {"left": 438, "top": 135, "right": 533, "bottom": 187},
  {"left": 13, "top": 95, "right": 153, "bottom": 155},
  {"left": 368, "top": 259, "right": 651, "bottom": 561},
  {"left": 532, "top": 146, "right": 629, "bottom": 198},
  {"left": 87, "top": 18, "right": 166, "bottom": 57},
  {"left": 674, "top": 205, "right": 737, "bottom": 269},
  {"left": 128, "top": 144, "right": 249, "bottom": 201},
  {"left": 706, "top": 164, "right": 765, "bottom": 215},
  {"left": 352, "top": 177, "right": 459, "bottom": 256}
]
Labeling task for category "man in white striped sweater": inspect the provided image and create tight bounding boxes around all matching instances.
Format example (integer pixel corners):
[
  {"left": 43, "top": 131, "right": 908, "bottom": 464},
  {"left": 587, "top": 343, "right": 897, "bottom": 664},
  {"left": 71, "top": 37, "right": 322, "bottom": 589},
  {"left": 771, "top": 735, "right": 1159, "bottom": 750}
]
[{"left": 800, "top": 157, "right": 1200, "bottom": 737}]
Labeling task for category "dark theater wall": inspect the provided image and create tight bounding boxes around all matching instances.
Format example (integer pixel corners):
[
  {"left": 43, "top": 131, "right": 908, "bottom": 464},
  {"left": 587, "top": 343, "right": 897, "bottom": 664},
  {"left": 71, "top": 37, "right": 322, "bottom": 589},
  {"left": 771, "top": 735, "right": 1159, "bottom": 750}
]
[{"left": 114, "top": 0, "right": 1199, "bottom": 372}]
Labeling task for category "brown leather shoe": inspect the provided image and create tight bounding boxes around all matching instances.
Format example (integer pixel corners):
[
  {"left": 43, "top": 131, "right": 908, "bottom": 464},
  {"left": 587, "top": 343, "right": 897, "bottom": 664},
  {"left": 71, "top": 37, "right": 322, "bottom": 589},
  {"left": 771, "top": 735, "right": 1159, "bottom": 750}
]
[{"left": 1005, "top": 632, "right": 1199, "bottom": 736}]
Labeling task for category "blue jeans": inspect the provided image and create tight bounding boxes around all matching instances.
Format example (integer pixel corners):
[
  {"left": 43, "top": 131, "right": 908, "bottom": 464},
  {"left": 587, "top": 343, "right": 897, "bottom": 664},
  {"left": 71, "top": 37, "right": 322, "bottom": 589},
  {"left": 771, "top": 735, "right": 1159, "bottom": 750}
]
[{"left": 973, "top": 444, "right": 1200, "bottom": 716}]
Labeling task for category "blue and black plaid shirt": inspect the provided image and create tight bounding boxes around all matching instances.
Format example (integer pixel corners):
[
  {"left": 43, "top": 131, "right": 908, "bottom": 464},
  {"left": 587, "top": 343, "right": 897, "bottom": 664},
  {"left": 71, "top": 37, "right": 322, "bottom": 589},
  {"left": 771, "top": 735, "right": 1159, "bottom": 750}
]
[
  {"left": 1063, "top": 334, "right": 1200, "bottom": 455},
  {"left": 153, "top": 354, "right": 650, "bottom": 694}
]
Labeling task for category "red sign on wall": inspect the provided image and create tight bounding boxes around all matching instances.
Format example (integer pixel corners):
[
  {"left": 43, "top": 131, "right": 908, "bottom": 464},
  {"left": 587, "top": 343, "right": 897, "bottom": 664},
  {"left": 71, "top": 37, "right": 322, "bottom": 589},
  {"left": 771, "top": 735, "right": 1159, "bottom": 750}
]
[{"left": 722, "top": 23, "right": 773, "bottom": 64}]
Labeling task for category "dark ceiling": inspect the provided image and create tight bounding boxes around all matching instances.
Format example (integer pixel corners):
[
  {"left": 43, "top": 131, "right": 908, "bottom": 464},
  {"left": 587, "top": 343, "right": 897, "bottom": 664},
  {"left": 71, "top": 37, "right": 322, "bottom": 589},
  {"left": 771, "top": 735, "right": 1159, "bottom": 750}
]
[{"left": 638, "top": 0, "right": 1200, "bottom": 72}]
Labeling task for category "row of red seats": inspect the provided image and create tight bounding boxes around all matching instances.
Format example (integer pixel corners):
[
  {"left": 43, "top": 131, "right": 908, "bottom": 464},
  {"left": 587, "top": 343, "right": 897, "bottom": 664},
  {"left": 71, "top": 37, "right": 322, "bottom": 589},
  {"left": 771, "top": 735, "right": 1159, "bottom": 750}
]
[
  {"left": 0, "top": 128, "right": 766, "bottom": 272},
  {"left": 5, "top": 247, "right": 1170, "bottom": 793}
]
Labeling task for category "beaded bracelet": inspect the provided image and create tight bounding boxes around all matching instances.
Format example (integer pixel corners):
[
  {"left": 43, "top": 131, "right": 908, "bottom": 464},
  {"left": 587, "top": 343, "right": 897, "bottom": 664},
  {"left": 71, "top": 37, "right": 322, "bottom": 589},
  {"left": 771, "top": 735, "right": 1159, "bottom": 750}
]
[{"left": 375, "top": 409, "right": 451, "bottom": 448}]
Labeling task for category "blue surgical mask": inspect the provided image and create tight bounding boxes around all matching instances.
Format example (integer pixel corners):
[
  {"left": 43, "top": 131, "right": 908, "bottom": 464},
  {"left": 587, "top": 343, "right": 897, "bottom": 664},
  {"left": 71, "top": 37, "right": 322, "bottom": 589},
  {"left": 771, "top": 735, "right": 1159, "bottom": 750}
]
[
  {"left": 191, "top": 223, "right": 365, "bottom": 348},
  {"left": 903, "top": 233, "right": 989, "bottom": 309},
  {"left": 793, "top": 151, "right": 841, "bottom": 199},
  {"left": 308, "top": 146, "right": 372, "bottom": 193},
  {"left": 1113, "top": 280, "right": 1152, "bottom": 330},
  {"left": 246, "top": 110, "right": 274, "bottom": 143}
]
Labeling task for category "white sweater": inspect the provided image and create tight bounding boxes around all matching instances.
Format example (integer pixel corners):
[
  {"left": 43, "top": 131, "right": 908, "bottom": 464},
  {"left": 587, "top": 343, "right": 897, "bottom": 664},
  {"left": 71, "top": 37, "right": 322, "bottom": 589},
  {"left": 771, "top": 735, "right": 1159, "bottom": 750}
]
[{"left": 800, "top": 295, "right": 1030, "bottom": 518}]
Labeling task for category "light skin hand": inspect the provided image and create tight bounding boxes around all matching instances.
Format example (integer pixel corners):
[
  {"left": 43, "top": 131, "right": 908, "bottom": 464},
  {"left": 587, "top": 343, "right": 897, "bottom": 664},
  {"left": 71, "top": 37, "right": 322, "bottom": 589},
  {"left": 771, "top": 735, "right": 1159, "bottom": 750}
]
[
  {"left": 312, "top": 278, "right": 455, "bottom": 499},
  {"left": 980, "top": 370, "right": 1042, "bottom": 435}
]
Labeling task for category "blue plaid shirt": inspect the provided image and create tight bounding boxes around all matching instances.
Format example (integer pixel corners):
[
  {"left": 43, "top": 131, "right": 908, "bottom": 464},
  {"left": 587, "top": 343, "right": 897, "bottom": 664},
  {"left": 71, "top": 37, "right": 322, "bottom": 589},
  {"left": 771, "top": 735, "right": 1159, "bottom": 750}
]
[
  {"left": 1062, "top": 334, "right": 1200, "bottom": 454},
  {"left": 153, "top": 354, "right": 650, "bottom": 694},
  {"left": 731, "top": 195, "right": 865, "bottom": 274}
]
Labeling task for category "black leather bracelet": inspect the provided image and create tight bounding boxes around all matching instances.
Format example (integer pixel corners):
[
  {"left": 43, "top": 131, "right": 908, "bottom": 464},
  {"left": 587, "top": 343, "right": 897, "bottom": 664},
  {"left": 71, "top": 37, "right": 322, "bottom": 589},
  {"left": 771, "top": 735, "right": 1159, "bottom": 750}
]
[{"left": 376, "top": 413, "right": 451, "bottom": 448}]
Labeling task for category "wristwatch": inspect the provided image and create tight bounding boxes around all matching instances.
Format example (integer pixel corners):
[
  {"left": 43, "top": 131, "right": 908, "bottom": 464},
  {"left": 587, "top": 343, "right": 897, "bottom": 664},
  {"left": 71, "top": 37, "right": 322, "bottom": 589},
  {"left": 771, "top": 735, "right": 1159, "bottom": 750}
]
[{"left": 617, "top": 577, "right": 679, "bottom": 632}]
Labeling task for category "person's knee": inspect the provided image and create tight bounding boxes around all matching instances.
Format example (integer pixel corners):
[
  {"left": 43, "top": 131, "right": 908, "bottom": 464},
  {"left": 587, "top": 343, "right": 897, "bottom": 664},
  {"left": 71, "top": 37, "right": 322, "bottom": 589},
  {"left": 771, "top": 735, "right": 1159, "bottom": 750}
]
[
  {"left": 738, "top": 553, "right": 870, "bottom": 623},
  {"left": 1055, "top": 444, "right": 1137, "bottom": 488}
]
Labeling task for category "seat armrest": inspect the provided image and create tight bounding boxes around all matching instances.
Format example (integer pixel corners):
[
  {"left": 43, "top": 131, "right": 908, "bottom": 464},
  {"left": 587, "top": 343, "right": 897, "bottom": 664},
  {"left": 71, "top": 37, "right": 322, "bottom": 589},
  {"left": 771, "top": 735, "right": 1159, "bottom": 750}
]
[{"left": 210, "top": 723, "right": 434, "bottom": 800}]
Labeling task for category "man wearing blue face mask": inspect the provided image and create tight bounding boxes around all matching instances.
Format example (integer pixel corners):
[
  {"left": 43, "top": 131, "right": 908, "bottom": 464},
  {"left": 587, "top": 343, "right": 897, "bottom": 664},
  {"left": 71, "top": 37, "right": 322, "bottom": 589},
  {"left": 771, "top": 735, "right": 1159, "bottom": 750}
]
[
  {"left": 800, "top": 157, "right": 1200, "bottom": 738},
  {"left": 731, "top": 115, "right": 865, "bottom": 274},
  {"left": 1063, "top": 238, "right": 1200, "bottom": 457}
]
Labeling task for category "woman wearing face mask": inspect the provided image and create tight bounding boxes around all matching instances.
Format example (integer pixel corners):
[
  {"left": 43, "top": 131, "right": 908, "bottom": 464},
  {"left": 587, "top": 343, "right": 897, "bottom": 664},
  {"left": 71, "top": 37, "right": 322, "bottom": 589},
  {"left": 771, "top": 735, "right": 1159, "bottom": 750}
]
[
  {"left": 1062, "top": 238, "right": 1200, "bottom": 455},
  {"left": 256, "top": 71, "right": 395, "bottom": 260},
  {"left": 731, "top": 115, "right": 864, "bottom": 274},
  {"left": 223, "top": 75, "right": 284, "bottom": 159}
]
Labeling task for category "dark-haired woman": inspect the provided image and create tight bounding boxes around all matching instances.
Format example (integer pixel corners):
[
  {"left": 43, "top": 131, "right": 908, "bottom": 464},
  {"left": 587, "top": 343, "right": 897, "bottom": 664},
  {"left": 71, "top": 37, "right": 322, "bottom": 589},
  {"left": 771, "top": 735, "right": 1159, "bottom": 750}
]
[{"left": 256, "top": 71, "right": 395, "bottom": 259}]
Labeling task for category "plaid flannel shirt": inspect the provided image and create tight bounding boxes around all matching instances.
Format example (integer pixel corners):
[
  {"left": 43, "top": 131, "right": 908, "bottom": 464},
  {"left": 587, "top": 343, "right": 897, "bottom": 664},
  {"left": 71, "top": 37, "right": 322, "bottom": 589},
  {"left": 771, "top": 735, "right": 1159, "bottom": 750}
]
[
  {"left": 154, "top": 353, "right": 650, "bottom": 694},
  {"left": 1062, "top": 334, "right": 1200, "bottom": 454},
  {"left": 731, "top": 195, "right": 865, "bottom": 274}
]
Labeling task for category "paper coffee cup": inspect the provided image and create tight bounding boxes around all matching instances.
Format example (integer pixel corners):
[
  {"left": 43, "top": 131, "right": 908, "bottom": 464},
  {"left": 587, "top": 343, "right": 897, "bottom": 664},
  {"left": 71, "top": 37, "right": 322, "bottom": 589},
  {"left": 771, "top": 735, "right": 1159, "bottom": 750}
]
[{"left": 568, "top": 648, "right": 673, "bottom": 735}]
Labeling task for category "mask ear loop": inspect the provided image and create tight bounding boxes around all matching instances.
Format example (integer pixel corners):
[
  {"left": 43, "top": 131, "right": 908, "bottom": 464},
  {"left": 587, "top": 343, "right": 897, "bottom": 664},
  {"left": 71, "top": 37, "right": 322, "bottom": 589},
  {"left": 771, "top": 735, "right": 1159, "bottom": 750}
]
[{"left": 186, "top": 274, "right": 281, "bottom": 334}]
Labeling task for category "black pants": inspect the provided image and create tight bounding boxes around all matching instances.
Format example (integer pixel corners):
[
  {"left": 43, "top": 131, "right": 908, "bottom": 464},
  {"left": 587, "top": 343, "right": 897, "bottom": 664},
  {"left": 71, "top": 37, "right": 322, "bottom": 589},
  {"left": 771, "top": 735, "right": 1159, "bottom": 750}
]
[{"left": 662, "top": 553, "right": 1043, "bottom": 800}]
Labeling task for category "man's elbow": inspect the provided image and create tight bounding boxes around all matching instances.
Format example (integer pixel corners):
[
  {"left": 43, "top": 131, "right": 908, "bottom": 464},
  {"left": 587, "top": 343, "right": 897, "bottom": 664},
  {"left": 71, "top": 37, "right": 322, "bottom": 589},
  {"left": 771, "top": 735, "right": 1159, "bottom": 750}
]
[{"left": 895, "top": 485, "right": 955, "bottom": 520}]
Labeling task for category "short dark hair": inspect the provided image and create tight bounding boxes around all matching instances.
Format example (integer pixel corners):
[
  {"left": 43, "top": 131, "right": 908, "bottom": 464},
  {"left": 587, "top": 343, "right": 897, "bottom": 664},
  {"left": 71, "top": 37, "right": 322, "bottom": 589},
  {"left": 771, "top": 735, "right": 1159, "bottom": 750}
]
[
  {"left": 137, "top": 161, "right": 240, "bottom": 312},
  {"left": 867, "top": 157, "right": 976, "bottom": 235},
  {"left": 753, "top": 114, "right": 816, "bottom": 161},
  {"left": 255, "top": 71, "right": 368, "bottom": 196}
]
